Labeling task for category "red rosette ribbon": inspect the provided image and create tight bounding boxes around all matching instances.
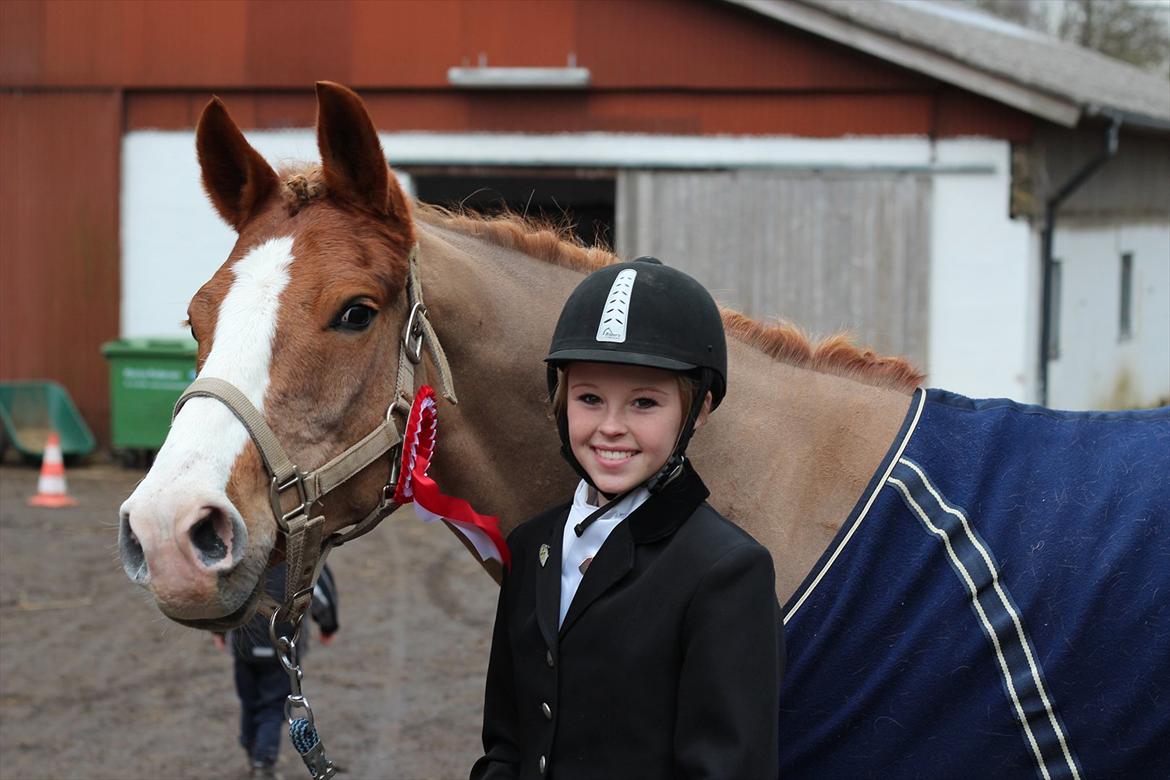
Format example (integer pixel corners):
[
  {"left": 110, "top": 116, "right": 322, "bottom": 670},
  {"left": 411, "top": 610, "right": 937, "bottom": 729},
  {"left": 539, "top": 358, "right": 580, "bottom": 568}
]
[{"left": 393, "top": 385, "right": 511, "bottom": 570}]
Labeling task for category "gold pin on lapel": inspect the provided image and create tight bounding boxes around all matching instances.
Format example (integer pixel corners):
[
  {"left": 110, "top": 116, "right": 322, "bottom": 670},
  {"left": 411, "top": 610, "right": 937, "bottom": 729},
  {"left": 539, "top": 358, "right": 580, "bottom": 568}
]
[{"left": 539, "top": 544, "right": 550, "bottom": 567}]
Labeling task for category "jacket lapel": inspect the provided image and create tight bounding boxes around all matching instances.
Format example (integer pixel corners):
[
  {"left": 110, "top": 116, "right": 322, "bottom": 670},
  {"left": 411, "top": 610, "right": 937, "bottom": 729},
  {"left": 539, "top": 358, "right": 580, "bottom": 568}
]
[
  {"left": 535, "top": 514, "right": 565, "bottom": 651},
  {"left": 558, "top": 520, "right": 635, "bottom": 637},
  {"left": 558, "top": 462, "right": 710, "bottom": 638}
]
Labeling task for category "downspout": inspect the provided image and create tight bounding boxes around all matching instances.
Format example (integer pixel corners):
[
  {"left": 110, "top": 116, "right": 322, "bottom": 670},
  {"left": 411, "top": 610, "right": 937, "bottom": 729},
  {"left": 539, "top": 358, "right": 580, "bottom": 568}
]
[{"left": 1037, "top": 115, "right": 1121, "bottom": 406}]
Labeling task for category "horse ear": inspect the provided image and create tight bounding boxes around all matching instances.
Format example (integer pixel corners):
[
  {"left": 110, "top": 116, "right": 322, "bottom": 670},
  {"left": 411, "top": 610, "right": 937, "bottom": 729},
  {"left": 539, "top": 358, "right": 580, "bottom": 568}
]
[
  {"left": 196, "top": 97, "right": 279, "bottom": 231},
  {"left": 315, "top": 81, "right": 411, "bottom": 223}
]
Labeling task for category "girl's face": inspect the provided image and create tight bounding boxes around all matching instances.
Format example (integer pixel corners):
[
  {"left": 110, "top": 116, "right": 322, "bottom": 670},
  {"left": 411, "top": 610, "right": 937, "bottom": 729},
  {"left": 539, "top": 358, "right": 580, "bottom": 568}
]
[{"left": 566, "top": 362, "right": 707, "bottom": 496}]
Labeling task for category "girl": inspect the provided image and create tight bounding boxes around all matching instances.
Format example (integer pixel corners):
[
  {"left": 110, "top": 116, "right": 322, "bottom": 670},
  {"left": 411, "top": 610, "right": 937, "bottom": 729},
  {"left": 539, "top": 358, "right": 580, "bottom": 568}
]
[{"left": 472, "top": 257, "right": 783, "bottom": 780}]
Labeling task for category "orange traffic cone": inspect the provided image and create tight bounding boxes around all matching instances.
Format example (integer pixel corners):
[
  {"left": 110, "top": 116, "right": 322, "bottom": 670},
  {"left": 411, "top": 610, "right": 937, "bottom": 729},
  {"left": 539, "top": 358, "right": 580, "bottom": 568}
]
[{"left": 27, "top": 432, "right": 77, "bottom": 508}]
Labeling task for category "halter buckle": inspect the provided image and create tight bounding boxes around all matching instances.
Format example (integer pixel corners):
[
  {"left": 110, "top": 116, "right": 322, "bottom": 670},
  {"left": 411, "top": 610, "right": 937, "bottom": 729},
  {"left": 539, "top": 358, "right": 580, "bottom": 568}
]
[
  {"left": 270, "top": 470, "right": 309, "bottom": 531},
  {"left": 386, "top": 442, "right": 403, "bottom": 504},
  {"left": 402, "top": 302, "right": 427, "bottom": 364},
  {"left": 381, "top": 483, "right": 397, "bottom": 510}
]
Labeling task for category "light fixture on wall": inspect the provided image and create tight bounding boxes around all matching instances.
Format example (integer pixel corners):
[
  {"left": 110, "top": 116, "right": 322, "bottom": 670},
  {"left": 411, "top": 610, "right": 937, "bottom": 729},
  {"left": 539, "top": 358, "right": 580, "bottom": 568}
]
[{"left": 448, "top": 52, "right": 590, "bottom": 90}]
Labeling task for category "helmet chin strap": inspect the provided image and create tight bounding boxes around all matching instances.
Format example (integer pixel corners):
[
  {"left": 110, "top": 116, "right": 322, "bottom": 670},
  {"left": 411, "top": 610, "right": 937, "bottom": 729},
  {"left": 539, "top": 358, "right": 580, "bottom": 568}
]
[
  {"left": 572, "top": 488, "right": 636, "bottom": 537},
  {"left": 645, "top": 369, "right": 713, "bottom": 494}
]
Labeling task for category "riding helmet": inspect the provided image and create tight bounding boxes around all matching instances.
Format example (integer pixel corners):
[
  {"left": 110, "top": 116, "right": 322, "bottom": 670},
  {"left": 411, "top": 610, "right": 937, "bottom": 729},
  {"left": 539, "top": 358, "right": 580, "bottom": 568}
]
[{"left": 544, "top": 256, "right": 727, "bottom": 493}]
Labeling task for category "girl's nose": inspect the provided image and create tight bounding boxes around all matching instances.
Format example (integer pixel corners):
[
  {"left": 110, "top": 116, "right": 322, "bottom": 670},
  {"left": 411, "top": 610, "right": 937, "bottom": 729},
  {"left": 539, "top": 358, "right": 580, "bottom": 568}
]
[{"left": 599, "top": 410, "right": 627, "bottom": 436}]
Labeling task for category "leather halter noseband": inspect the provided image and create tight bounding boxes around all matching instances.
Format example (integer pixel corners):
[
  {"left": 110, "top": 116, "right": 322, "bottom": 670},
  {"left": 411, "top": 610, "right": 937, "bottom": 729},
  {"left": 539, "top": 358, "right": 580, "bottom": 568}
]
[{"left": 172, "top": 243, "right": 456, "bottom": 622}]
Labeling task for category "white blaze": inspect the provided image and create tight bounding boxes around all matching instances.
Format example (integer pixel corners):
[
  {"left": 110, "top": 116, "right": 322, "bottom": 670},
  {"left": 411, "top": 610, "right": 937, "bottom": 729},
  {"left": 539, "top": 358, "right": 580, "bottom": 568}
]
[{"left": 127, "top": 236, "right": 295, "bottom": 510}]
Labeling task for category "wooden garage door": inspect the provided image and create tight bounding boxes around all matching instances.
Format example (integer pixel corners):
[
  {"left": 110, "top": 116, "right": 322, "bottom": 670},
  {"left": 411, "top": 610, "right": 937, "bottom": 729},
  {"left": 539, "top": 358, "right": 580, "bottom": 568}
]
[{"left": 617, "top": 170, "right": 931, "bottom": 370}]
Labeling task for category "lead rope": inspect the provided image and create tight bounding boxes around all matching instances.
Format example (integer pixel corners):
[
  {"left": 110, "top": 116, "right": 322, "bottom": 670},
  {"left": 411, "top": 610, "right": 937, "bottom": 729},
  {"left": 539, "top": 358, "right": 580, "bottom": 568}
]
[{"left": 269, "top": 609, "right": 337, "bottom": 779}]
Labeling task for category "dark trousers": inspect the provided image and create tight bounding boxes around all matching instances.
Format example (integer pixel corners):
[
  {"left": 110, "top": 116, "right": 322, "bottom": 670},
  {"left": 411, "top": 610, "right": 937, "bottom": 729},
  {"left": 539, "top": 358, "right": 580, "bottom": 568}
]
[{"left": 233, "top": 659, "right": 290, "bottom": 766}]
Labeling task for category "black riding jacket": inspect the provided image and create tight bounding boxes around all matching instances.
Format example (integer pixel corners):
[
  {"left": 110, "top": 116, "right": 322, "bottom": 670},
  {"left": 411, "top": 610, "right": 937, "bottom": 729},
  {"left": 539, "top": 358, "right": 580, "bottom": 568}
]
[{"left": 472, "top": 462, "right": 784, "bottom": 779}]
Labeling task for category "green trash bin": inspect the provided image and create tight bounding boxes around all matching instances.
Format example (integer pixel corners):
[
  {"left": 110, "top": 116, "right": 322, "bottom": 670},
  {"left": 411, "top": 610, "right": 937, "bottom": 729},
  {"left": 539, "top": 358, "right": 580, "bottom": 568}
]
[{"left": 101, "top": 338, "right": 198, "bottom": 453}]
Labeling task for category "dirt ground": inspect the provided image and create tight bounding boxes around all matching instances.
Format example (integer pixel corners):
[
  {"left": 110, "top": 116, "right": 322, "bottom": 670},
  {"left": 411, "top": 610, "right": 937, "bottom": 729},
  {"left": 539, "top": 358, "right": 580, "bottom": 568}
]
[{"left": 0, "top": 459, "right": 500, "bottom": 780}]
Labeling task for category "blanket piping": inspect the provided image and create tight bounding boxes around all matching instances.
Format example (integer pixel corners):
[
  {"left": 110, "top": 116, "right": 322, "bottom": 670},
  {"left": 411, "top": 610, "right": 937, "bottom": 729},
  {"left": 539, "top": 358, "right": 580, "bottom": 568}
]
[{"left": 890, "top": 457, "right": 1082, "bottom": 780}]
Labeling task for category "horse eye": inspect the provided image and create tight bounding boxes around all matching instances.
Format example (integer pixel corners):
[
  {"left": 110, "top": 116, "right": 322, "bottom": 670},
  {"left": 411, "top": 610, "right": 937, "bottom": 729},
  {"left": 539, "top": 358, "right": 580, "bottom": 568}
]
[{"left": 336, "top": 304, "right": 375, "bottom": 331}]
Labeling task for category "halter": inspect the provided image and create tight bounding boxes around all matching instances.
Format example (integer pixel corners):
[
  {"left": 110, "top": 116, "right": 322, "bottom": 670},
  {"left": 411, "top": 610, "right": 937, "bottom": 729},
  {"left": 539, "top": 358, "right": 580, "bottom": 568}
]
[{"left": 172, "top": 243, "right": 456, "bottom": 778}]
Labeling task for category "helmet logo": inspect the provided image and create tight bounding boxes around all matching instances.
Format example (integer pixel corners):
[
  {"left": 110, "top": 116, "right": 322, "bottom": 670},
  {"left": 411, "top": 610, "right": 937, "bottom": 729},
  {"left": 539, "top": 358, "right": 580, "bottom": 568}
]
[{"left": 595, "top": 269, "right": 637, "bottom": 343}]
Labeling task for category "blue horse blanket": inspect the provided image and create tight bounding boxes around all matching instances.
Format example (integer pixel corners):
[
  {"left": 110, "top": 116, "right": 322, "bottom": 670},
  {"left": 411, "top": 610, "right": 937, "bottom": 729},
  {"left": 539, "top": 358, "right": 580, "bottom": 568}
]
[{"left": 779, "top": 389, "right": 1170, "bottom": 778}]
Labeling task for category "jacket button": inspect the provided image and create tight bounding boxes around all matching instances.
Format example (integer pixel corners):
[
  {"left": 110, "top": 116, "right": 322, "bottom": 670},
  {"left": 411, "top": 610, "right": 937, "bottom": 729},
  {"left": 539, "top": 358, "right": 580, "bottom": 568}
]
[
  {"left": 542, "top": 701, "right": 552, "bottom": 720},
  {"left": 546, "top": 650, "right": 554, "bottom": 667},
  {"left": 539, "top": 754, "right": 547, "bottom": 774}
]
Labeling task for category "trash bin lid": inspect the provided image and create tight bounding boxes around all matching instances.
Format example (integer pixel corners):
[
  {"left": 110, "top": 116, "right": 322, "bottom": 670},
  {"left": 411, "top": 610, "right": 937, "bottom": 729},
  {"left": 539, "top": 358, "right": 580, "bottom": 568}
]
[{"left": 101, "top": 338, "right": 198, "bottom": 358}]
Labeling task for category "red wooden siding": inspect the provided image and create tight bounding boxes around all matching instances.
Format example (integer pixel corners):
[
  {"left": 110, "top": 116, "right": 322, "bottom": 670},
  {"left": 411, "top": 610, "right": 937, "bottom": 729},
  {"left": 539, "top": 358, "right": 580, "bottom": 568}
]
[
  {"left": 0, "top": 90, "right": 122, "bottom": 444},
  {"left": 3, "top": 0, "right": 924, "bottom": 90},
  {"left": 4, "top": 0, "right": 1032, "bottom": 139},
  {"left": 122, "top": 87, "right": 1030, "bottom": 139}
]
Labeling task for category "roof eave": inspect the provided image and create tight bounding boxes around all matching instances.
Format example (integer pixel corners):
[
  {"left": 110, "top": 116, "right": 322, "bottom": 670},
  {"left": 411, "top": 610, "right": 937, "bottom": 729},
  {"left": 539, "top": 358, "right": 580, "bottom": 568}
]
[
  {"left": 726, "top": 0, "right": 1083, "bottom": 127},
  {"left": 1084, "top": 104, "right": 1170, "bottom": 133}
]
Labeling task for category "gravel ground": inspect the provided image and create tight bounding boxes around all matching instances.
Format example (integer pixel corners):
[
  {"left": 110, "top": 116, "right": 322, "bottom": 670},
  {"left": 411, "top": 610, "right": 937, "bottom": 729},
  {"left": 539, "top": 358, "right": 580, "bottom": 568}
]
[{"left": 0, "top": 461, "right": 498, "bottom": 780}]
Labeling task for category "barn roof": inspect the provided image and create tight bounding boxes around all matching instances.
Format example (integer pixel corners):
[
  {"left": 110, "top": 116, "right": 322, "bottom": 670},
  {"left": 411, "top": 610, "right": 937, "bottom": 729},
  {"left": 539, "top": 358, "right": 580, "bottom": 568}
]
[{"left": 725, "top": 0, "right": 1170, "bottom": 131}]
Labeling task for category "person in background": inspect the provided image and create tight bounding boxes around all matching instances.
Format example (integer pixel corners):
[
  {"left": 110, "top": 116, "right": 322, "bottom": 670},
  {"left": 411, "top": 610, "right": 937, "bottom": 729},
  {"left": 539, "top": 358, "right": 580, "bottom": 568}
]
[{"left": 215, "top": 562, "right": 339, "bottom": 780}]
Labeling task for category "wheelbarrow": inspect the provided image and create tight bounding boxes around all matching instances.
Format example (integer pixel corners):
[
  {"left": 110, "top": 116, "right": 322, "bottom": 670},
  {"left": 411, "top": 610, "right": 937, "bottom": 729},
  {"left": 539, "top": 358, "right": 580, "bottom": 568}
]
[{"left": 0, "top": 381, "right": 96, "bottom": 463}]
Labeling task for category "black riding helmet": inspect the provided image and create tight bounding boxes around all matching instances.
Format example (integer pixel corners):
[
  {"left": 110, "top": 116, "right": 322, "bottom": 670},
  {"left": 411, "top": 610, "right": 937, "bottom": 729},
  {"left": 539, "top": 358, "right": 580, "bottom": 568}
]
[{"left": 545, "top": 256, "right": 727, "bottom": 496}]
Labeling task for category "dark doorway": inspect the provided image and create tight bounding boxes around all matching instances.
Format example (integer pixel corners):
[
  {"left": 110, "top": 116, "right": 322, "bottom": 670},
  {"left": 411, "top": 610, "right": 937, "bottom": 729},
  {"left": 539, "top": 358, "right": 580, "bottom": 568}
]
[{"left": 410, "top": 170, "right": 616, "bottom": 249}]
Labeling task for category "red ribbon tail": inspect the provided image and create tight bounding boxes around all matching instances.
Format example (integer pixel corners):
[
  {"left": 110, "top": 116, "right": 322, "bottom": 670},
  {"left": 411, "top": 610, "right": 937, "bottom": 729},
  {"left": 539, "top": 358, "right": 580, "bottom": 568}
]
[{"left": 412, "top": 472, "right": 511, "bottom": 570}]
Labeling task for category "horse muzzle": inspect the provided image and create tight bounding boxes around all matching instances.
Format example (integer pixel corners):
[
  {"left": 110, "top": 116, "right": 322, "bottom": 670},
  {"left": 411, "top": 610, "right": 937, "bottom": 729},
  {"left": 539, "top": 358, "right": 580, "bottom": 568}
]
[{"left": 119, "top": 489, "right": 259, "bottom": 621}]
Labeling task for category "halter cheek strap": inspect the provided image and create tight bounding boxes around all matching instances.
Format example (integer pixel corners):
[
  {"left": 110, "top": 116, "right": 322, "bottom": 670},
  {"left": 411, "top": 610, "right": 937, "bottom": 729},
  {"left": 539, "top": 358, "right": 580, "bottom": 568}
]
[{"left": 172, "top": 243, "right": 456, "bottom": 621}]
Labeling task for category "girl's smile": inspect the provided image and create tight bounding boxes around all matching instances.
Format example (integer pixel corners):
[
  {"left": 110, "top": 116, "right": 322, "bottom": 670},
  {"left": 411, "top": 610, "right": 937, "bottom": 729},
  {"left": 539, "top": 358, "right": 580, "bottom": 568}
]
[{"left": 593, "top": 447, "right": 638, "bottom": 461}]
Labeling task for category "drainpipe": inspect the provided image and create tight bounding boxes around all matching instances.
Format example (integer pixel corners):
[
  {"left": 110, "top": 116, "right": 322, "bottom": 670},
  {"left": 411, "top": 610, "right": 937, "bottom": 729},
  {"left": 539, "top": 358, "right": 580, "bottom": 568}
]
[{"left": 1037, "top": 115, "right": 1121, "bottom": 406}]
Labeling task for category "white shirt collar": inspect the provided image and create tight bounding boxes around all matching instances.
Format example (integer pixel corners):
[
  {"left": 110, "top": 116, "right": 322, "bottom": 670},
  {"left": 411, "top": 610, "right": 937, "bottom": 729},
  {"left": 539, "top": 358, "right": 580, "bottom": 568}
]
[{"left": 571, "top": 480, "right": 651, "bottom": 522}]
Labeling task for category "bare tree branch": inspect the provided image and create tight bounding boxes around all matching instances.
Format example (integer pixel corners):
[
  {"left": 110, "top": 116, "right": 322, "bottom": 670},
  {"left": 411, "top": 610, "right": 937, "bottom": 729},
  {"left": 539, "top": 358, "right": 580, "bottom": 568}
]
[{"left": 966, "top": 0, "right": 1170, "bottom": 75}]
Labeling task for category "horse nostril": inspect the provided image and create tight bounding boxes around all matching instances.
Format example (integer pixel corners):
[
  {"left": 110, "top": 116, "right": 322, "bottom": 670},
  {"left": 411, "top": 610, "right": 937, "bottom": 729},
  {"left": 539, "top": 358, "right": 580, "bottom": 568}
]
[
  {"left": 119, "top": 511, "right": 149, "bottom": 584},
  {"left": 189, "top": 507, "right": 231, "bottom": 566}
]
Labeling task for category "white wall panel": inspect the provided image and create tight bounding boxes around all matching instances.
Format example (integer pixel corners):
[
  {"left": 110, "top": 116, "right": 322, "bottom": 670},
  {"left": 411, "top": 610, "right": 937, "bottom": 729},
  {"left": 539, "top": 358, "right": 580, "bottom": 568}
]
[{"left": 1048, "top": 222, "right": 1170, "bottom": 409}]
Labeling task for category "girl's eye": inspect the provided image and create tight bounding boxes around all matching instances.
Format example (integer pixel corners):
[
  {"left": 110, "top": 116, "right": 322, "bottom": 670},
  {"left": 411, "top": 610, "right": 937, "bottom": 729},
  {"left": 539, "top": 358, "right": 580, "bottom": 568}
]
[
  {"left": 575, "top": 393, "right": 601, "bottom": 405},
  {"left": 633, "top": 397, "right": 659, "bottom": 410},
  {"left": 336, "top": 304, "right": 376, "bottom": 331}
]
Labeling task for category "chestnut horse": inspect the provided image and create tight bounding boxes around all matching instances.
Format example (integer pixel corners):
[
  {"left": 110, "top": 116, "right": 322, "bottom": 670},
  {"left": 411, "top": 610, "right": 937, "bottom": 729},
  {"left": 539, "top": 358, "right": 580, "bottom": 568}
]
[{"left": 119, "top": 83, "right": 1169, "bottom": 777}]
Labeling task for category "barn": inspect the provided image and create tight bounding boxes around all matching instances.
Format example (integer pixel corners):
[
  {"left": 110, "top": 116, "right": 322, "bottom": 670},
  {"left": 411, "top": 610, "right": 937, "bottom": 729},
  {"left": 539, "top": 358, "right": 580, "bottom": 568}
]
[{"left": 2, "top": 0, "right": 1168, "bottom": 447}]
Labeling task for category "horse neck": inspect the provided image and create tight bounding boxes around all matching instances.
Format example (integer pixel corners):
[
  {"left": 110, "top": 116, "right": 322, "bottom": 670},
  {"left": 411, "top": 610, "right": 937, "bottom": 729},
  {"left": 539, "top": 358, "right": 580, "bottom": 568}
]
[
  {"left": 414, "top": 221, "right": 915, "bottom": 602},
  {"left": 415, "top": 223, "right": 582, "bottom": 534},
  {"left": 696, "top": 344, "right": 914, "bottom": 600}
]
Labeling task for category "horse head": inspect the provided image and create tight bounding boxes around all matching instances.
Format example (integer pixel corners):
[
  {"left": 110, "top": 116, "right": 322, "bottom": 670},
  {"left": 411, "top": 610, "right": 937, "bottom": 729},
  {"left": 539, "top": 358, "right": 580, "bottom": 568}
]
[{"left": 119, "top": 82, "right": 417, "bottom": 629}]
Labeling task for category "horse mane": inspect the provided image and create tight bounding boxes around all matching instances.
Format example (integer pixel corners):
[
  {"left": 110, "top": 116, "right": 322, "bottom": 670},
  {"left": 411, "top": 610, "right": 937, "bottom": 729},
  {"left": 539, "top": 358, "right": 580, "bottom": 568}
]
[
  {"left": 414, "top": 204, "right": 924, "bottom": 393},
  {"left": 275, "top": 165, "right": 924, "bottom": 393},
  {"left": 279, "top": 164, "right": 327, "bottom": 214}
]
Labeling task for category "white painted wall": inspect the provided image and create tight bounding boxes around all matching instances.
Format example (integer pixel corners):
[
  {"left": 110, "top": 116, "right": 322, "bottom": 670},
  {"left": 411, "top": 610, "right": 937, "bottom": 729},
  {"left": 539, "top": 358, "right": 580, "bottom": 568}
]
[
  {"left": 928, "top": 140, "right": 1035, "bottom": 401},
  {"left": 121, "top": 131, "right": 1038, "bottom": 402},
  {"left": 120, "top": 131, "right": 317, "bottom": 339},
  {"left": 1047, "top": 222, "right": 1170, "bottom": 410}
]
